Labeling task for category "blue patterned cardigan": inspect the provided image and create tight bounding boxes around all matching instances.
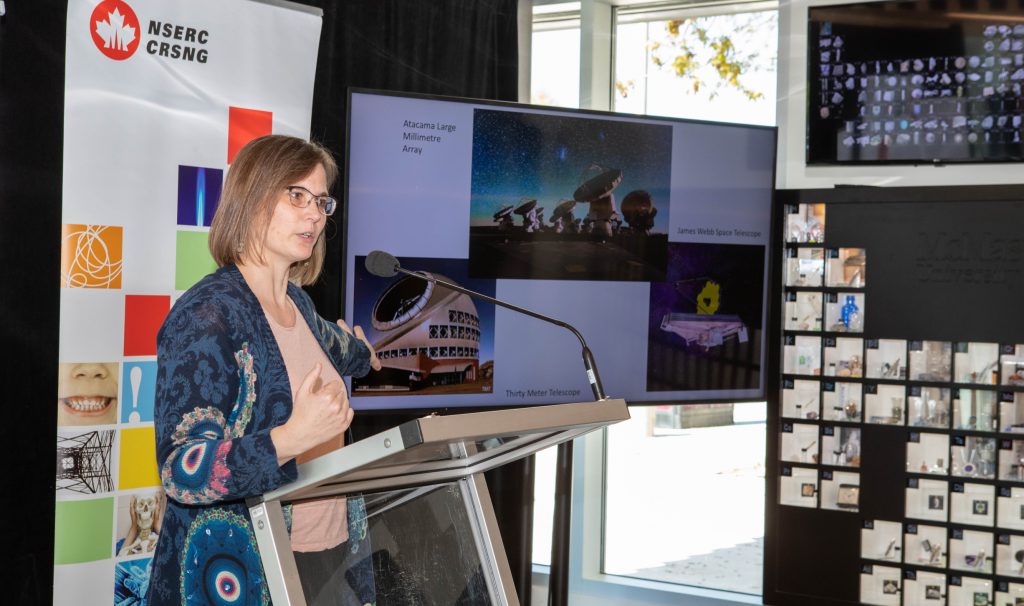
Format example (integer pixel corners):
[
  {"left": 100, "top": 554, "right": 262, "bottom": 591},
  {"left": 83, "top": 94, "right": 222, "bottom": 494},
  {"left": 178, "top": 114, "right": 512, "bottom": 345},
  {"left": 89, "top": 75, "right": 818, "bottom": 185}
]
[{"left": 145, "top": 265, "right": 372, "bottom": 606}]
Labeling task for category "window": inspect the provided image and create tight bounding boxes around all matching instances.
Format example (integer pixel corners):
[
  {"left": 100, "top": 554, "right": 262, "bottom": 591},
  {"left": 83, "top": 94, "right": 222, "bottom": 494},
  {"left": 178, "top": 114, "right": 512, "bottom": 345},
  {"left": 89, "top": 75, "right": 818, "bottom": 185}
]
[
  {"left": 614, "top": 4, "right": 778, "bottom": 126},
  {"left": 528, "top": 3, "right": 776, "bottom": 599},
  {"left": 531, "top": 4, "right": 581, "bottom": 108},
  {"left": 529, "top": 2, "right": 582, "bottom": 570},
  {"left": 602, "top": 403, "right": 767, "bottom": 595},
  {"left": 605, "top": 7, "right": 777, "bottom": 583}
]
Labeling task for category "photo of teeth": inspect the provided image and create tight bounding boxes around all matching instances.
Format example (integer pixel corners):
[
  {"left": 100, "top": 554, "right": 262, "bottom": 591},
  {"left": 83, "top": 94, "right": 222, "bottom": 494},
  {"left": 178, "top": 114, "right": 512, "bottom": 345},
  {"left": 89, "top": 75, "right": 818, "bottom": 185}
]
[{"left": 57, "top": 362, "right": 119, "bottom": 427}]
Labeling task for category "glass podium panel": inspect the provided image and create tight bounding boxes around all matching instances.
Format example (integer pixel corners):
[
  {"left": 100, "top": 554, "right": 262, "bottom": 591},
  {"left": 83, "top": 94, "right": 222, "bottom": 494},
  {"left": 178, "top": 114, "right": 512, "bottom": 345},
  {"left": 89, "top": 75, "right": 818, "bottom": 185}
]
[
  {"left": 291, "top": 481, "right": 496, "bottom": 606},
  {"left": 251, "top": 398, "right": 630, "bottom": 606}
]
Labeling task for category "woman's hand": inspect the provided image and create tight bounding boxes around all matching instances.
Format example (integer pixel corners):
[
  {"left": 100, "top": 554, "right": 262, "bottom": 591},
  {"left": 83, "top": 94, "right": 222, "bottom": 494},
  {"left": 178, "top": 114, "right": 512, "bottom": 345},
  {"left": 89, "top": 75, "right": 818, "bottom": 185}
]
[
  {"left": 271, "top": 363, "right": 354, "bottom": 465},
  {"left": 337, "top": 319, "right": 381, "bottom": 371},
  {"left": 152, "top": 491, "right": 164, "bottom": 534}
]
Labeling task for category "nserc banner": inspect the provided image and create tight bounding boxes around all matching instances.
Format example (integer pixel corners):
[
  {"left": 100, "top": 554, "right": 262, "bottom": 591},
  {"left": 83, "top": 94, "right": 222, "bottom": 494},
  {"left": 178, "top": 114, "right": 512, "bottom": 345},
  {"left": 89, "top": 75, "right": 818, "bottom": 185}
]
[{"left": 56, "top": 1, "right": 321, "bottom": 603}]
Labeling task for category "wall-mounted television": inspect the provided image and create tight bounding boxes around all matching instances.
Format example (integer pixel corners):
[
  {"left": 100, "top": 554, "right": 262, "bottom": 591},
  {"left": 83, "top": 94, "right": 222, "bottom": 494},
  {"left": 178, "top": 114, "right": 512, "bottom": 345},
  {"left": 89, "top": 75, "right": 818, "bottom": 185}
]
[
  {"left": 807, "top": 0, "right": 1024, "bottom": 165},
  {"left": 343, "top": 89, "right": 777, "bottom": 410}
]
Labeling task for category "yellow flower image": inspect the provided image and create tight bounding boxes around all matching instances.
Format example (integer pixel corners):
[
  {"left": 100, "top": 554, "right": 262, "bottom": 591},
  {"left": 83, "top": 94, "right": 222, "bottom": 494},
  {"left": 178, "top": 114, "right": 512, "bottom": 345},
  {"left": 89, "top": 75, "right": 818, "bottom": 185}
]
[{"left": 61, "top": 224, "right": 123, "bottom": 288}]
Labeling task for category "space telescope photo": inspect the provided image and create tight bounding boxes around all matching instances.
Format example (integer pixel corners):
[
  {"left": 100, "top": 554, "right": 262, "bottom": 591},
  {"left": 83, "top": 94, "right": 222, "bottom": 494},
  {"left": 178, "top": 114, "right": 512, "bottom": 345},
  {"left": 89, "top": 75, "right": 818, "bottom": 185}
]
[
  {"left": 351, "top": 256, "right": 496, "bottom": 396},
  {"left": 647, "top": 243, "right": 766, "bottom": 392},
  {"left": 468, "top": 108, "right": 672, "bottom": 281}
]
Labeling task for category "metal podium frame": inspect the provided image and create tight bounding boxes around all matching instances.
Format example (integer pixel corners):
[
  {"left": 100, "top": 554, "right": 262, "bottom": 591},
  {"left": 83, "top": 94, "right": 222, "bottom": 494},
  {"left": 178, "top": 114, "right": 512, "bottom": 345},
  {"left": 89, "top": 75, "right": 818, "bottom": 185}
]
[{"left": 248, "top": 398, "right": 630, "bottom": 606}]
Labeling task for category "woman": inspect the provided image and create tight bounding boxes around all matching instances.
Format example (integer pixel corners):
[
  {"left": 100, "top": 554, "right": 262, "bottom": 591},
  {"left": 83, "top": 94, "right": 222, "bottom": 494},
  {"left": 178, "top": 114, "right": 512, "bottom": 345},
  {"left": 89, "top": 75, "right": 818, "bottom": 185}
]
[{"left": 146, "top": 135, "right": 379, "bottom": 605}]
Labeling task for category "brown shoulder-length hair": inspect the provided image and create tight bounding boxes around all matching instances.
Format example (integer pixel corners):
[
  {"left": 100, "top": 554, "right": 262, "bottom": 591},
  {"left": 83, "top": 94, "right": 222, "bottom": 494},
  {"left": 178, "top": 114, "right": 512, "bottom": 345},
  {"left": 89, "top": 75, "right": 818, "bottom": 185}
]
[{"left": 209, "top": 134, "right": 338, "bottom": 286}]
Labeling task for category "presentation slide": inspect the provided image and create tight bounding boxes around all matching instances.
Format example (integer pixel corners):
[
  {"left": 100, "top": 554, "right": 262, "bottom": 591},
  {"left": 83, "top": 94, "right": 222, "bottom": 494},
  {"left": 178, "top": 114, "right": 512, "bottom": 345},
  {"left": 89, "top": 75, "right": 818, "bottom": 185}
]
[{"left": 344, "top": 89, "right": 776, "bottom": 410}]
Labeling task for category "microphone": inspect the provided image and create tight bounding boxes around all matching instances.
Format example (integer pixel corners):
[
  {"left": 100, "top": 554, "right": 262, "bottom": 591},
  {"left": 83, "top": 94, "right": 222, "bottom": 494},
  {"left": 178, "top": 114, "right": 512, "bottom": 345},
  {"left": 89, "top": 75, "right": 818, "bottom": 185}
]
[
  {"left": 364, "top": 250, "right": 400, "bottom": 278},
  {"left": 363, "top": 250, "right": 606, "bottom": 401}
]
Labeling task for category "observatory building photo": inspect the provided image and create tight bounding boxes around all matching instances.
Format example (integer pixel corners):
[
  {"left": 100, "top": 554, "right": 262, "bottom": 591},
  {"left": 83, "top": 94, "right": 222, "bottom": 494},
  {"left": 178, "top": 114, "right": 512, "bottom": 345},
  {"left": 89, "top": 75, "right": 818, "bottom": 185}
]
[{"left": 351, "top": 256, "right": 496, "bottom": 395}]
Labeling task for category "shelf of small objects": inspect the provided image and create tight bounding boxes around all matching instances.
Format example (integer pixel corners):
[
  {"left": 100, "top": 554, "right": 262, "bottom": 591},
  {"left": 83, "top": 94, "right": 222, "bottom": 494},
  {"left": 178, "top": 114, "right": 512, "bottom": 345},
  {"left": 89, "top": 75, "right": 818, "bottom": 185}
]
[{"left": 781, "top": 203, "right": 1024, "bottom": 604}]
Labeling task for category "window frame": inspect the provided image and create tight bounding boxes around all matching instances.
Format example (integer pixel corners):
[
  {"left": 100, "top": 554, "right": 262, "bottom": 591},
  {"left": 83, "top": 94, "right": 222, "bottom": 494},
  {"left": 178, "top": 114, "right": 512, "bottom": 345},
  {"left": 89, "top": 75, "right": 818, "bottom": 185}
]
[{"left": 527, "top": 2, "right": 778, "bottom": 603}]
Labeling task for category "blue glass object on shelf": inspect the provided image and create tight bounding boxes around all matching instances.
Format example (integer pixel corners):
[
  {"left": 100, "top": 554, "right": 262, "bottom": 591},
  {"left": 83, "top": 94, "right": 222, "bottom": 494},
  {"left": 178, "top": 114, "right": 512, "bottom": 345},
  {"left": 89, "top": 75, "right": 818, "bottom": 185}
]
[{"left": 841, "top": 295, "right": 860, "bottom": 330}]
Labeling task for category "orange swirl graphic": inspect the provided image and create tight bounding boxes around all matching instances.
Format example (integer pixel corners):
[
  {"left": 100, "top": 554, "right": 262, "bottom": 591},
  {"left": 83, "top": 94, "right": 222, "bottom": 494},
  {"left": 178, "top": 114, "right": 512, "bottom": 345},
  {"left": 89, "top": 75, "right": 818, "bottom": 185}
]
[{"left": 61, "top": 224, "right": 123, "bottom": 288}]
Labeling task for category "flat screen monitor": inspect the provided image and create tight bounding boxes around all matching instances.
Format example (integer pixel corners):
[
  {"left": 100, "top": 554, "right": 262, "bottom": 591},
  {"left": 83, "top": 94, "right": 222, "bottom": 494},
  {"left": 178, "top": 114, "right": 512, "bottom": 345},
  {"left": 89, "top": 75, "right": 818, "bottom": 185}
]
[
  {"left": 807, "top": 0, "right": 1024, "bottom": 165},
  {"left": 343, "top": 89, "right": 777, "bottom": 410}
]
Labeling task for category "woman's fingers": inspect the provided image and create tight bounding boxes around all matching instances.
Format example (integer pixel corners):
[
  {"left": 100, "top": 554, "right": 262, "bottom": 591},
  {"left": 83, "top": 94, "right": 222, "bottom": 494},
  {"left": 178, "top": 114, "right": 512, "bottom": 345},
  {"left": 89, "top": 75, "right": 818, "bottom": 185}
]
[{"left": 353, "top": 324, "right": 382, "bottom": 370}]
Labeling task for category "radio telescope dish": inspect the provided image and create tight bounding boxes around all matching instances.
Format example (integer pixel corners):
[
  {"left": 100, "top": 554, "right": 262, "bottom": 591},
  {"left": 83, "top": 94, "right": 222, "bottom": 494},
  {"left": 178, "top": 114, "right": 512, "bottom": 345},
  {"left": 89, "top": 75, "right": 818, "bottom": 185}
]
[
  {"left": 551, "top": 199, "right": 577, "bottom": 219},
  {"left": 514, "top": 199, "right": 538, "bottom": 215},
  {"left": 493, "top": 205, "right": 514, "bottom": 220},
  {"left": 573, "top": 166, "right": 623, "bottom": 202},
  {"left": 621, "top": 190, "right": 653, "bottom": 217}
]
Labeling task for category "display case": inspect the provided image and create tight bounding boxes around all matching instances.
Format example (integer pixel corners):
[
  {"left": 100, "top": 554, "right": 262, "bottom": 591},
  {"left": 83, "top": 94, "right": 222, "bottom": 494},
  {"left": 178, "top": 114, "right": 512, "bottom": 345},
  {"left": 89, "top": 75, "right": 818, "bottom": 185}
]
[
  {"left": 1001, "top": 345, "right": 1024, "bottom": 387},
  {"left": 946, "top": 576, "right": 992, "bottom": 606},
  {"left": 950, "top": 482, "right": 996, "bottom": 527},
  {"left": 902, "top": 569, "right": 947, "bottom": 606},
  {"left": 821, "top": 470, "right": 860, "bottom": 511},
  {"left": 780, "top": 465, "right": 819, "bottom": 508},
  {"left": 948, "top": 529, "right": 993, "bottom": 575},
  {"left": 782, "top": 378, "right": 821, "bottom": 420},
  {"left": 864, "top": 383, "right": 906, "bottom": 426},
  {"left": 909, "top": 341, "right": 952, "bottom": 383},
  {"left": 996, "top": 580, "right": 1024, "bottom": 604},
  {"left": 859, "top": 563, "right": 901, "bottom": 606},
  {"left": 995, "top": 534, "right": 1024, "bottom": 578},
  {"left": 955, "top": 343, "right": 1000, "bottom": 386},
  {"left": 769, "top": 188, "right": 1024, "bottom": 606},
  {"left": 822, "top": 380, "right": 861, "bottom": 422},
  {"left": 904, "top": 523, "right": 946, "bottom": 568},
  {"left": 907, "top": 386, "right": 950, "bottom": 429},
  {"left": 905, "top": 478, "right": 949, "bottom": 523},
  {"left": 863, "top": 520, "right": 903, "bottom": 562},
  {"left": 785, "top": 247, "right": 825, "bottom": 287},
  {"left": 781, "top": 422, "right": 820, "bottom": 464},
  {"left": 825, "top": 247, "right": 866, "bottom": 288},
  {"left": 785, "top": 291, "right": 823, "bottom": 332},
  {"left": 866, "top": 339, "right": 906, "bottom": 380}
]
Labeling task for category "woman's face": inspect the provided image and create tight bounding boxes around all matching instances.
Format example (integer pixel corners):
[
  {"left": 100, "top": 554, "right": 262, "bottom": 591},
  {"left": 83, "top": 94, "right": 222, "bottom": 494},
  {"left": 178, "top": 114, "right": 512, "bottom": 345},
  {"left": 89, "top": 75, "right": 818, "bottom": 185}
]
[
  {"left": 260, "top": 164, "right": 328, "bottom": 268},
  {"left": 57, "top": 362, "right": 119, "bottom": 426}
]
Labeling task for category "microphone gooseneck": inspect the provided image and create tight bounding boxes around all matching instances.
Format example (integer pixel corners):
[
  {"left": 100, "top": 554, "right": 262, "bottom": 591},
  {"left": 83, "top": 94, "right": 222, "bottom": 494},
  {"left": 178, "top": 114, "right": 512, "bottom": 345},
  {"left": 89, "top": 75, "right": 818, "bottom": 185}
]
[{"left": 363, "top": 250, "right": 606, "bottom": 401}]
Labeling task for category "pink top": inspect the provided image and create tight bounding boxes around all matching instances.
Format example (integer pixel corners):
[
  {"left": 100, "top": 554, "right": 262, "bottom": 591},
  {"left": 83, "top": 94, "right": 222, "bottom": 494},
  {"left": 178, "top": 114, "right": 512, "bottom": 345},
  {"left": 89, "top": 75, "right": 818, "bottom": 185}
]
[{"left": 265, "top": 299, "right": 349, "bottom": 553}]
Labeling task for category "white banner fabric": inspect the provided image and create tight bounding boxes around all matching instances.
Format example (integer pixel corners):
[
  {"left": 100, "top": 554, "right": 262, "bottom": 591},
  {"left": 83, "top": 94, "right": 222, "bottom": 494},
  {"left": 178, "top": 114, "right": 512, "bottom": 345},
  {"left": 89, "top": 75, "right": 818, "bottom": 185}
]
[{"left": 56, "top": 1, "right": 321, "bottom": 603}]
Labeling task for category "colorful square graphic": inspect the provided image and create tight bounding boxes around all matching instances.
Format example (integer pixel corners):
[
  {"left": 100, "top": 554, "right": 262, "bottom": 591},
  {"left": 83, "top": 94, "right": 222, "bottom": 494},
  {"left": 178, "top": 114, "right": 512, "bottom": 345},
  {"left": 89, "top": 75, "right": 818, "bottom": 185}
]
[
  {"left": 115, "top": 490, "right": 165, "bottom": 558},
  {"left": 228, "top": 106, "right": 272, "bottom": 163},
  {"left": 175, "top": 231, "right": 217, "bottom": 291},
  {"left": 58, "top": 362, "right": 120, "bottom": 428},
  {"left": 123, "top": 295, "right": 170, "bottom": 356},
  {"left": 57, "top": 430, "right": 116, "bottom": 494},
  {"left": 118, "top": 427, "right": 159, "bottom": 490},
  {"left": 177, "top": 165, "right": 224, "bottom": 227},
  {"left": 54, "top": 498, "right": 114, "bottom": 564},
  {"left": 121, "top": 362, "right": 157, "bottom": 423},
  {"left": 115, "top": 558, "right": 152, "bottom": 603},
  {"left": 60, "top": 224, "right": 123, "bottom": 288}
]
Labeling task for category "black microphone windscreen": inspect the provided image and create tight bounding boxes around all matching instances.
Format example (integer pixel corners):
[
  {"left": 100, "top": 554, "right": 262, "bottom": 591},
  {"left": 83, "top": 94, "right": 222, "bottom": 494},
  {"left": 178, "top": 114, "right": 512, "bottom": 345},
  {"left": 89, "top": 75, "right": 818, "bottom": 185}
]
[{"left": 365, "top": 250, "right": 399, "bottom": 277}]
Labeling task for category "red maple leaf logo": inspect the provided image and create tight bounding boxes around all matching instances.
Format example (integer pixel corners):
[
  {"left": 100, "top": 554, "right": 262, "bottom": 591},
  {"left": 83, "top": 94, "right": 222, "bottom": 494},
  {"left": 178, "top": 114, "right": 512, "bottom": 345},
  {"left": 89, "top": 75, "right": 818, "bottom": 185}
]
[{"left": 90, "top": 0, "right": 141, "bottom": 61}]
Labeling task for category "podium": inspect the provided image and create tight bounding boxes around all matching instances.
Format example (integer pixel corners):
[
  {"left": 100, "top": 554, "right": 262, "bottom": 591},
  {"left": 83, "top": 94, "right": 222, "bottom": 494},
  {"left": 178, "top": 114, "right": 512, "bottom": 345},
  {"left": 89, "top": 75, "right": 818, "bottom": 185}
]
[{"left": 248, "top": 398, "right": 630, "bottom": 605}]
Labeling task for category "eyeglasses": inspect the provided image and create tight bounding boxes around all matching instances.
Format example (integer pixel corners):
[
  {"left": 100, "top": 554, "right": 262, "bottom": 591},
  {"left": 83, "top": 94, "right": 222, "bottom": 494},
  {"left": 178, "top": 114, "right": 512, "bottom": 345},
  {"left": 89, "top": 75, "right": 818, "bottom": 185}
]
[{"left": 285, "top": 185, "right": 337, "bottom": 216}]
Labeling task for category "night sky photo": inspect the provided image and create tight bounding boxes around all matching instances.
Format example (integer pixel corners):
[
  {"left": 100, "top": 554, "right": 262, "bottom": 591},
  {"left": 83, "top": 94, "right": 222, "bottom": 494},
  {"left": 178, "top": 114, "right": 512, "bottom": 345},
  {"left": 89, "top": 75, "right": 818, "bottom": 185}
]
[{"left": 468, "top": 108, "right": 673, "bottom": 281}]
